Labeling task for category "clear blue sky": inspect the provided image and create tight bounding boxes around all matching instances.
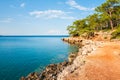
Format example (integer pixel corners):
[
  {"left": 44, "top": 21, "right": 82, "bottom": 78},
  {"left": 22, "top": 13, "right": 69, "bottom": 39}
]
[{"left": 0, "top": 0, "right": 105, "bottom": 35}]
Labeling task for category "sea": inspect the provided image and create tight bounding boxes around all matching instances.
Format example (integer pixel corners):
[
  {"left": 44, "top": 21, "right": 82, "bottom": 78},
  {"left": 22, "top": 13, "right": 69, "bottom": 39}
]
[{"left": 0, "top": 36, "right": 78, "bottom": 80}]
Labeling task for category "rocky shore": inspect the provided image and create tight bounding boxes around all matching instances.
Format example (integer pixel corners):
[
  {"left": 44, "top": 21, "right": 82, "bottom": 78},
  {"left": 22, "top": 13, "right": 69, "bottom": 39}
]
[
  {"left": 20, "top": 37, "right": 104, "bottom": 80},
  {"left": 57, "top": 38, "right": 104, "bottom": 80},
  {"left": 21, "top": 37, "right": 120, "bottom": 80},
  {"left": 21, "top": 61, "right": 71, "bottom": 80},
  {"left": 20, "top": 37, "right": 82, "bottom": 80}
]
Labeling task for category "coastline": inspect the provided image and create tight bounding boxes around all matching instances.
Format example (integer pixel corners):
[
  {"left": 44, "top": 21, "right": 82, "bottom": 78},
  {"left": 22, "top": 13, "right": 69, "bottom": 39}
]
[
  {"left": 57, "top": 37, "right": 104, "bottom": 80},
  {"left": 21, "top": 37, "right": 120, "bottom": 80},
  {"left": 58, "top": 37, "right": 120, "bottom": 80},
  {"left": 20, "top": 37, "right": 80, "bottom": 80}
]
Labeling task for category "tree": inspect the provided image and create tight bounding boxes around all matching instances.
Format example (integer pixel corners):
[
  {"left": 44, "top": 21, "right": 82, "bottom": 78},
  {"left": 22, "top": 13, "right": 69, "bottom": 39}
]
[
  {"left": 67, "top": 0, "right": 120, "bottom": 38},
  {"left": 86, "top": 13, "right": 100, "bottom": 31},
  {"left": 95, "top": 0, "right": 120, "bottom": 30}
]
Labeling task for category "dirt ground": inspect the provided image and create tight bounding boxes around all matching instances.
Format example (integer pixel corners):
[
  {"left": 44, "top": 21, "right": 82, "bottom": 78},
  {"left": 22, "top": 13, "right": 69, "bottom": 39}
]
[{"left": 66, "top": 42, "right": 120, "bottom": 80}]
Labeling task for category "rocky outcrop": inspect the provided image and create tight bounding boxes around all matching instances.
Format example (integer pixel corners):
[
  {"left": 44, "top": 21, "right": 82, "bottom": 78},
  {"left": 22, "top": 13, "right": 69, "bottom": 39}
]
[
  {"left": 62, "top": 37, "right": 83, "bottom": 46},
  {"left": 20, "top": 61, "right": 70, "bottom": 80}
]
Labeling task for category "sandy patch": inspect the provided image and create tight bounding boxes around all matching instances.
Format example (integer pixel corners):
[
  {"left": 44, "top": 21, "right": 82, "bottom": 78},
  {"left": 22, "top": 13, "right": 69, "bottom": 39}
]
[{"left": 66, "top": 42, "right": 120, "bottom": 80}]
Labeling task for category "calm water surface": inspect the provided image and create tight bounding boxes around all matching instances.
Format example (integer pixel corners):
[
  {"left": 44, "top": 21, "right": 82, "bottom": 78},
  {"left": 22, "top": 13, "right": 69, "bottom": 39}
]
[{"left": 0, "top": 36, "right": 78, "bottom": 80}]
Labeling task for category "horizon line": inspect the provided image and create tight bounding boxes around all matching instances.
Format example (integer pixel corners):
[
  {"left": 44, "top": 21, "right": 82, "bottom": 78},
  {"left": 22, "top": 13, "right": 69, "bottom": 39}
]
[{"left": 0, "top": 35, "right": 69, "bottom": 37}]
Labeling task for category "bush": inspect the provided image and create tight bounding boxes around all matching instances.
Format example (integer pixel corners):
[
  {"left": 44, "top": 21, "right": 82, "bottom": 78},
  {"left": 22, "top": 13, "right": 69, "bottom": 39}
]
[{"left": 111, "top": 25, "right": 120, "bottom": 39}]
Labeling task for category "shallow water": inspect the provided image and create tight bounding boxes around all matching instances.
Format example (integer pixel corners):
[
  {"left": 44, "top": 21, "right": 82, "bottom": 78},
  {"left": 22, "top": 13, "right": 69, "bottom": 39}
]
[{"left": 0, "top": 36, "right": 78, "bottom": 80}]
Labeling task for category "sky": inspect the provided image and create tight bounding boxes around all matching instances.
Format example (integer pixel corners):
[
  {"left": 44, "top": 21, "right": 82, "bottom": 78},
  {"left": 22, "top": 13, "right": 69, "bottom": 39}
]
[{"left": 0, "top": 0, "right": 105, "bottom": 35}]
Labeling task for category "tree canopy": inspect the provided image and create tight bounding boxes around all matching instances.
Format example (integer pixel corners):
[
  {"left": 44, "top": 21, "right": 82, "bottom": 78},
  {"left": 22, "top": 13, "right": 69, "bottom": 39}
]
[{"left": 67, "top": 0, "right": 120, "bottom": 38}]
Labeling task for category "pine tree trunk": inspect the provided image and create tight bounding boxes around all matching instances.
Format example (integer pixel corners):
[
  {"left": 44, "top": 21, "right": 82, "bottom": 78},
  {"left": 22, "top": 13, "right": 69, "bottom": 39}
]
[
  {"left": 109, "top": 19, "right": 114, "bottom": 30},
  {"left": 109, "top": 11, "right": 114, "bottom": 30}
]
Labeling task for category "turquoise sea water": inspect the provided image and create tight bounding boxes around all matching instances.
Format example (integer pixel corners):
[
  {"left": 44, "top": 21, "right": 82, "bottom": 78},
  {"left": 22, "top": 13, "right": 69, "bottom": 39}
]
[{"left": 0, "top": 36, "right": 78, "bottom": 80}]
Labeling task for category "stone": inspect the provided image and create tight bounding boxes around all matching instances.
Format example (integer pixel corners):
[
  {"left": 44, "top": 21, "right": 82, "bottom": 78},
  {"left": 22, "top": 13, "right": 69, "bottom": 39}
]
[{"left": 21, "top": 38, "right": 104, "bottom": 80}]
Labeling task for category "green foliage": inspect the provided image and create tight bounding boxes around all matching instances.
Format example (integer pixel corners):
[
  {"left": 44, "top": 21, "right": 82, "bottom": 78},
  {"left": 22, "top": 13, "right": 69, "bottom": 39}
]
[
  {"left": 67, "top": 19, "right": 89, "bottom": 37},
  {"left": 111, "top": 25, "right": 120, "bottom": 39},
  {"left": 67, "top": 0, "right": 120, "bottom": 38},
  {"left": 95, "top": 0, "right": 120, "bottom": 30}
]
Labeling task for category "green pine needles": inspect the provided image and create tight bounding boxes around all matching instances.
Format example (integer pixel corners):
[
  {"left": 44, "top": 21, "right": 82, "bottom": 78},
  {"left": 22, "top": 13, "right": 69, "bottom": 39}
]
[{"left": 67, "top": 0, "right": 120, "bottom": 39}]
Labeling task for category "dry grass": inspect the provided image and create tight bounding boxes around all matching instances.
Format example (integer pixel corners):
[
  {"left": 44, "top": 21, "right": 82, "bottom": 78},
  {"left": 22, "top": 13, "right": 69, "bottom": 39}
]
[{"left": 65, "top": 42, "right": 120, "bottom": 80}]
